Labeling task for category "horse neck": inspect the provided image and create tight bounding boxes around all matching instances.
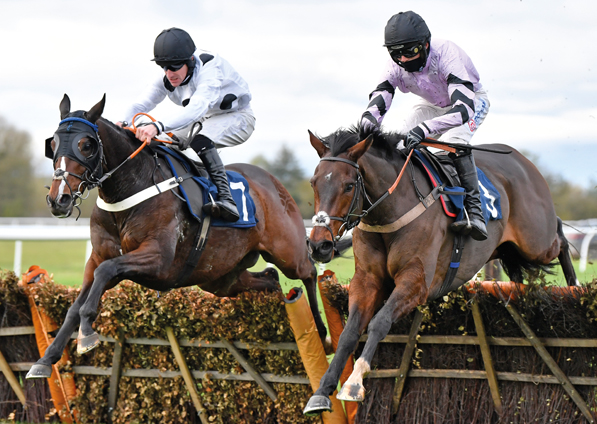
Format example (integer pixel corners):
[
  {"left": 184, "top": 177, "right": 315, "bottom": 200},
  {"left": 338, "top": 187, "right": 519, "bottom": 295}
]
[
  {"left": 359, "top": 151, "right": 428, "bottom": 221},
  {"left": 97, "top": 120, "right": 156, "bottom": 202}
]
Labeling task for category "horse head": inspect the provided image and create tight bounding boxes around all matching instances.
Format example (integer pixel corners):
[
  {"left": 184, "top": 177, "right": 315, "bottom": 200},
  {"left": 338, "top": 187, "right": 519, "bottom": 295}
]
[
  {"left": 46, "top": 94, "right": 106, "bottom": 218},
  {"left": 307, "top": 129, "right": 374, "bottom": 263}
]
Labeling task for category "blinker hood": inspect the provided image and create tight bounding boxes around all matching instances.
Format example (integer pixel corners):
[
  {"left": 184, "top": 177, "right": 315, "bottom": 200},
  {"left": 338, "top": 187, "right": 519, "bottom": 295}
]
[{"left": 45, "top": 113, "right": 102, "bottom": 176}]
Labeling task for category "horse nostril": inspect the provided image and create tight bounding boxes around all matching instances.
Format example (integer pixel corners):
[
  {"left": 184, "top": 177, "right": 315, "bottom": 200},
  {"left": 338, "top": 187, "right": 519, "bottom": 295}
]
[
  {"left": 320, "top": 240, "right": 334, "bottom": 254},
  {"left": 57, "top": 194, "right": 72, "bottom": 207}
]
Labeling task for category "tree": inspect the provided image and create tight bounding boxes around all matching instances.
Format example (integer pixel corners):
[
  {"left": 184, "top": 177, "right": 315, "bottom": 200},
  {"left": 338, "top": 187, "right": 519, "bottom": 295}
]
[
  {"left": 0, "top": 117, "right": 97, "bottom": 218},
  {"left": 251, "top": 145, "right": 314, "bottom": 218},
  {"left": 0, "top": 117, "right": 37, "bottom": 216},
  {"left": 523, "top": 150, "right": 597, "bottom": 220}
]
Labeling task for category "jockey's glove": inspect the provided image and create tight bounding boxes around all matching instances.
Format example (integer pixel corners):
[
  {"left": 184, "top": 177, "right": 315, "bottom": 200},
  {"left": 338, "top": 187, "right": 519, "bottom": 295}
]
[{"left": 405, "top": 126, "right": 426, "bottom": 150}]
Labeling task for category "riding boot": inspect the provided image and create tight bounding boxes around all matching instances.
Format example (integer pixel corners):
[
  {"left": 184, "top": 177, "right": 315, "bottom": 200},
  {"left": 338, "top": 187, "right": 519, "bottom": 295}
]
[
  {"left": 450, "top": 151, "right": 488, "bottom": 241},
  {"left": 198, "top": 147, "right": 240, "bottom": 222}
]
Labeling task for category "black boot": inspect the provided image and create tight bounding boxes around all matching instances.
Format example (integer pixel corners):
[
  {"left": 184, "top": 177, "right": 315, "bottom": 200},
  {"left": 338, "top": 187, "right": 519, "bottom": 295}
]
[
  {"left": 450, "top": 151, "right": 488, "bottom": 241},
  {"left": 199, "top": 147, "right": 240, "bottom": 222}
]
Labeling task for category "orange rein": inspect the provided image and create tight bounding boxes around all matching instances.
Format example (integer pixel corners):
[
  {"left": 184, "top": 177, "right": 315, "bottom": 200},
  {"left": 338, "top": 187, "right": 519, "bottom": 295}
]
[
  {"left": 123, "top": 113, "right": 176, "bottom": 159},
  {"left": 387, "top": 139, "right": 454, "bottom": 195}
]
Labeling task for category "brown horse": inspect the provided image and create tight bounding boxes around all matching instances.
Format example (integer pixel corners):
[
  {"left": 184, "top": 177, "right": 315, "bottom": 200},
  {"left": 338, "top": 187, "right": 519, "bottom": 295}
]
[
  {"left": 303, "top": 127, "right": 577, "bottom": 415},
  {"left": 26, "top": 94, "right": 327, "bottom": 379}
]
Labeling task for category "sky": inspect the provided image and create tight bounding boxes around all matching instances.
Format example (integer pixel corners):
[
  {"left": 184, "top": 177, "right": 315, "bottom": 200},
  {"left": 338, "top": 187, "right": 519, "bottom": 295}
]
[{"left": 1, "top": 0, "right": 596, "bottom": 188}]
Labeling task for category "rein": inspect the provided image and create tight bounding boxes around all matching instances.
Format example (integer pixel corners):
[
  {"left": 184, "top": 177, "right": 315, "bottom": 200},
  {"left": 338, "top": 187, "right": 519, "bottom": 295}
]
[
  {"left": 51, "top": 113, "right": 176, "bottom": 205},
  {"left": 98, "top": 113, "right": 177, "bottom": 184}
]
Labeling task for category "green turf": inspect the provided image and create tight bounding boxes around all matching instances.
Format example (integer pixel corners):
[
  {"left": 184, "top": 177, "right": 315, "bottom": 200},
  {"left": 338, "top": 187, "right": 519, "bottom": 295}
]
[{"left": 1, "top": 241, "right": 595, "bottom": 288}]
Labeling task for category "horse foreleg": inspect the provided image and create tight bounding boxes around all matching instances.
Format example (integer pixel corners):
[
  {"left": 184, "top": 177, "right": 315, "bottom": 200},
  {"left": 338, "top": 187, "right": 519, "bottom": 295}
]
[
  {"left": 77, "top": 260, "right": 123, "bottom": 354},
  {"left": 337, "top": 260, "right": 427, "bottom": 403},
  {"left": 26, "top": 260, "right": 97, "bottom": 379},
  {"left": 303, "top": 269, "right": 382, "bottom": 416},
  {"left": 557, "top": 217, "right": 579, "bottom": 286}
]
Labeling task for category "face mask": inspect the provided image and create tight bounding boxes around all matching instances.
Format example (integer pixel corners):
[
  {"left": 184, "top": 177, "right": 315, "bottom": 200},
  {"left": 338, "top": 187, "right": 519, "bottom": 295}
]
[
  {"left": 391, "top": 43, "right": 429, "bottom": 73},
  {"left": 394, "top": 54, "right": 427, "bottom": 72}
]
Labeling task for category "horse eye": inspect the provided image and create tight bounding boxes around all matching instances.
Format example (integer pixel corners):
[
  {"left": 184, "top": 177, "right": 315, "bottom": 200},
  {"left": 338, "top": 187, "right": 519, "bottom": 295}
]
[
  {"left": 345, "top": 183, "right": 354, "bottom": 193},
  {"left": 79, "top": 139, "right": 95, "bottom": 156}
]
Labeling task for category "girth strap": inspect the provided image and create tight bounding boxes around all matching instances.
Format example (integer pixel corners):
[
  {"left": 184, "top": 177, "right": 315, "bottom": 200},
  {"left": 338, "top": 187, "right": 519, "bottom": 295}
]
[
  {"left": 357, "top": 185, "right": 442, "bottom": 233},
  {"left": 174, "top": 215, "right": 212, "bottom": 286},
  {"left": 436, "top": 234, "right": 466, "bottom": 299}
]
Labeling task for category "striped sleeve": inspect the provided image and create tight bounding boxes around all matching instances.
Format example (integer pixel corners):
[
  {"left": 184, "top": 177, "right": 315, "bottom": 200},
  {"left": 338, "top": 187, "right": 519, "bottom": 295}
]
[
  {"left": 361, "top": 80, "right": 395, "bottom": 130},
  {"left": 421, "top": 73, "right": 475, "bottom": 136}
]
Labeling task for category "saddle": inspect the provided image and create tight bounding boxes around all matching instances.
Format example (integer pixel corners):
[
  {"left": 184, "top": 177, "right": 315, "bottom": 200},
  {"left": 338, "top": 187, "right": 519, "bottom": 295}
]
[
  {"left": 410, "top": 148, "right": 462, "bottom": 218},
  {"left": 153, "top": 145, "right": 258, "bottom": 228},
  {"left": 152, "top": 145, "right": 206, "bottom": 221},
  {"left": 410, "top": 147, "right": 502, "bottom": 223}
]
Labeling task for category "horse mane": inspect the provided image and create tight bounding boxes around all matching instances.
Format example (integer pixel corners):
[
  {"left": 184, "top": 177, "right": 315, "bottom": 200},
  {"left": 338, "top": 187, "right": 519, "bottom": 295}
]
[
  {"left": 98, "top": 117, "right": 140, "bottom": 143},
  {"left": 321, "top": 124, "right": 405, "bottom": 162}
]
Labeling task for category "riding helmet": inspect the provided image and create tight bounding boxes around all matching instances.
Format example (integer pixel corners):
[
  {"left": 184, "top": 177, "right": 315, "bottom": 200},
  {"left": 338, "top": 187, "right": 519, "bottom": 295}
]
[
  {"left": 152, "top": 28, "right": 196, "bottom": 63},
  {"left": 384, "top": 11, "right": 431, "bottom": 47},
  {"left": 384, "top": 11, "right": 431, "bottom": 72}
]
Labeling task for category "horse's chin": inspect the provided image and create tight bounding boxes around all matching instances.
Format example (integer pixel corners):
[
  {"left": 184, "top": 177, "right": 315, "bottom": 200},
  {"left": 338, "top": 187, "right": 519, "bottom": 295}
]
[
  {"left": 311, "top": 251, "right": 334, "bottom": 264},
  {"left": 49, "top": 207, "right": 73, "bottom": 219}
]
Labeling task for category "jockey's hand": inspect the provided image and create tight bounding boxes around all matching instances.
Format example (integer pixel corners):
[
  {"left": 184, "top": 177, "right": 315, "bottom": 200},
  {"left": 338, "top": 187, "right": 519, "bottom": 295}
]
[
  {"left": 405, "top": 126, "right": 425, "bottom": 150},
  {"left": 136, "top": 123, "right": 159, "bottom": 145}
]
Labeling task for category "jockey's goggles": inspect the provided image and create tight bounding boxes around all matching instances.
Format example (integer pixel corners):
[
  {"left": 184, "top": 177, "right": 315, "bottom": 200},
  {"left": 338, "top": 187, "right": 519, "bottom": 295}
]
[
  {"left": 157, "top": 61, "right": 186, "bottom": 72},
  {"left": 387, "top": 42, "right": 424, "bottom": 59}
]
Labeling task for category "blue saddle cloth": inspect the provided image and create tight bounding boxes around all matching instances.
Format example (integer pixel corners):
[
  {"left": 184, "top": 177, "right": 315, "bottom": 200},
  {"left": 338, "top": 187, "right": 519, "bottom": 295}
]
[
  {"left": 414, "top": 150, "right": 502, "bottom": 223},
  {"left": 193, "top": 172, "right": 258, "bottom": 228},
  {"left": 157, "top": 146, "right": 257, "bottom": 228}
]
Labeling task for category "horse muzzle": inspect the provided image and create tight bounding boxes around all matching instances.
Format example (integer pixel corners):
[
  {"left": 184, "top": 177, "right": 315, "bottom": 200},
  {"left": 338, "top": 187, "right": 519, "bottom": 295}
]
[
  {"left": 46, "top": 193, "right": 73, "bottom": 218},
  {"left": 307, "top": 237, "right": 335, "bottom": 263}
]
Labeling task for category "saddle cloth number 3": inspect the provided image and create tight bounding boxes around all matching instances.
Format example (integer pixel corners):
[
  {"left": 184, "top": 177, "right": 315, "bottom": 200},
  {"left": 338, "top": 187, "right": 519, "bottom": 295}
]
[{"left": 479, "top": 181, "right": 498, "bottom": 219}]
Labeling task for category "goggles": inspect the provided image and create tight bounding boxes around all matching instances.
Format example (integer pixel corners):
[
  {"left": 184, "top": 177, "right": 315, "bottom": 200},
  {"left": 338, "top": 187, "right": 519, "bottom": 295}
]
[
  {"left": 388, "top": 42, "right": 424, "bottom": 59},
  {"left": 157, "top": 61, "right": 186, "bottom": 72}
]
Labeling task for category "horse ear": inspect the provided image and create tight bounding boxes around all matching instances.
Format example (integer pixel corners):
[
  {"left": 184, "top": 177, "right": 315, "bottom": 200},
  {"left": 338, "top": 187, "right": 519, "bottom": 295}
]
[
  {"left": 59, "top": 94, "right": 71, "bottom": 119},
  {"left": 86, "top": 94, "right": 106, "bottom": 123},
  {"left": 308, "top": 130, "right": 328, "bottom": 158},
  {"left": 346, "top": 134, "right": 374, "bottom": 162}
]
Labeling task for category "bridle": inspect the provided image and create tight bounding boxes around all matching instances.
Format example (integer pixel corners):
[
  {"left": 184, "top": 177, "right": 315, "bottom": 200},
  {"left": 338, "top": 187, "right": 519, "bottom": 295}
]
[
  {"left": 311, "top": 149, "right": 415, "bottom": 246},
  {"left": 47, "top": 115, "right": 152, "bottom": 217},
  {"left": 47, "top": 116, "right": 106, "bottom": 217},
  {"left": 311, "top": 157, "right": 370, "bottom": 243},
  {"left": 47, "top": 112, "right": 181, "bottom": 217}
]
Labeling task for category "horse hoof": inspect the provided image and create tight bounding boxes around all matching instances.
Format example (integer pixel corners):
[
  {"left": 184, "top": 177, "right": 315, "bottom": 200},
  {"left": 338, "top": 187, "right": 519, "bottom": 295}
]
[
  {"left": 337, "top": 382, "right": 365, "bottom": 402},
  {"left": 303, "top": 395, "right": 332, "bottom": 416},
  {"left": 77, "top": 332, "right": 100, "bottom": 354},
  {"left": 26, "top": 364, "right": 52, "bottom": 379}
]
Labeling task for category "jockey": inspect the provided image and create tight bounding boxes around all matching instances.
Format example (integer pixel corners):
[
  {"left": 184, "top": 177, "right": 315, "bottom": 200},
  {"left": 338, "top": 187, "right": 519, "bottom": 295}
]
[
  {"left": 118, "top": 27, "right": 255, "bottom": 222},
  {"left": 360, "top": 11, "right": 489, "bottom": 241}
]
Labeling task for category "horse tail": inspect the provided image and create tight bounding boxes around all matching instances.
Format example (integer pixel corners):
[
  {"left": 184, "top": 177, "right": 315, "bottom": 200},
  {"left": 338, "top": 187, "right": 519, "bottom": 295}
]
[{"left": 497, "top": 241, "right": 555, "bottom": 284}]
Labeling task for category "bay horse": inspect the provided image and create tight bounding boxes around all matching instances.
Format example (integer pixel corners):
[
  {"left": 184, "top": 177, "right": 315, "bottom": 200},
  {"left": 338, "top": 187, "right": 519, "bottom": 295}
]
[
  {"left": 27, "top": 94, "right": 327, "bottom": 379},
  {"left": 303, "top": 127, "right": 577, "bottom": 415}
]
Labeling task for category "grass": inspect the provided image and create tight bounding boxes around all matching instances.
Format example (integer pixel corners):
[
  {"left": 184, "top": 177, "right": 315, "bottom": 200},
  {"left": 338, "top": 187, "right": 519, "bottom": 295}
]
[{"left": 2, "top": 241, "right": 596, "bottom": 289}]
